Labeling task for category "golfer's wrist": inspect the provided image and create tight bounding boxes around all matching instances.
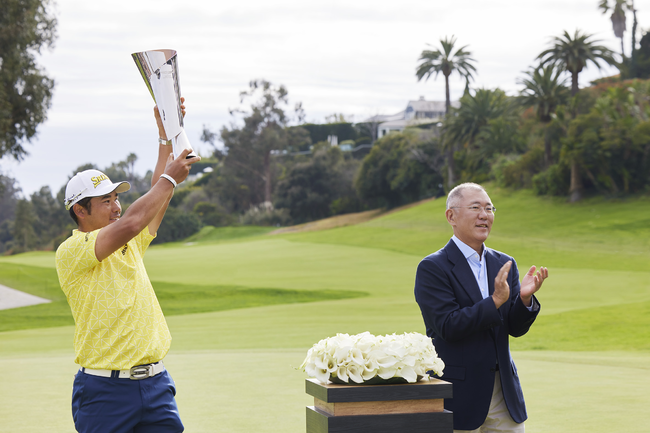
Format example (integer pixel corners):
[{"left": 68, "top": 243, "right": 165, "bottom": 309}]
[{"left": 159, "top": 174, "right": 177, "bottom": 188}]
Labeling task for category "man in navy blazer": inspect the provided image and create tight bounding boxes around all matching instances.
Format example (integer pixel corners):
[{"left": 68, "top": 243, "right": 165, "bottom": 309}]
[{"left": 414, "top": 183, "right": 548, "bottom": 432}]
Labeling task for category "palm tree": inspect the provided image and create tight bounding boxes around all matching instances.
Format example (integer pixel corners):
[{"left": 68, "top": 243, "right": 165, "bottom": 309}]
[
  {"left": 444, "top": 88, "right": 513, "bottom": 177},
  {"left": 537, "top": 30, "right": 617, "bottom": 96},
  {"left": 416, "top": 36, "right": 477, "bottom": 186},
  {"left": 538, "top": 30, "right": 618, "bottom": 202},
  {"left": 598, "top": 0, "right": 630, "bottom": 59},
  {"left": 518, "top": 64, "right": 570, "bottom": 166}
]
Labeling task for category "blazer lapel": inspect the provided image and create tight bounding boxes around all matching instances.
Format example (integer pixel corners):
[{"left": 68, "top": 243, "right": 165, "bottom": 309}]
[
  {"left": 445, "top": 240, "right": 483, "bottom": 305},
  {"left": 485, "top": 248, "right": 502, "bottom": 296}
]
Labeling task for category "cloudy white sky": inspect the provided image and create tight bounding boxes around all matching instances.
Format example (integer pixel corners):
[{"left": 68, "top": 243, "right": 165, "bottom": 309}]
[{"left": 2, "top": 0, "right": 647, "bottom": 196}]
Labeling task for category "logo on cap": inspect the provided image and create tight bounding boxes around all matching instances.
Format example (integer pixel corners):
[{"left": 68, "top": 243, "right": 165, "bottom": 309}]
[{"left": 91, "top": 174, "right": 109, "bottom": 188}]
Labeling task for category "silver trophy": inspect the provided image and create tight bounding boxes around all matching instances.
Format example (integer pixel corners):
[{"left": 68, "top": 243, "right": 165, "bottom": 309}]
[{"left": 132, "top": 49, "right": 196, "bottom": 159}]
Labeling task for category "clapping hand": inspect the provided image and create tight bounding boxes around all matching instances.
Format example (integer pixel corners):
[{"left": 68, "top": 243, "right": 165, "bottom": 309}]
[
  {"left": 520, "top": 265, "right": 548, "bottom": 307},
  {"left": 492, "top": 261, "right": 512, "bottom": 309}
]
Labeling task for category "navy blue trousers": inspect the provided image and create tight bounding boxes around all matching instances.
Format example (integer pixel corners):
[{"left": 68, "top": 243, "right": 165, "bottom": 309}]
[{"left": 72, "top": 369, "right": 184, "bottom": 433}]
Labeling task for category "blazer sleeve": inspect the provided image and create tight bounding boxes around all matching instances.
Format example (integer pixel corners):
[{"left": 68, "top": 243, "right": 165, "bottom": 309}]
[
  {"left": 505, "top": 259, "right": 540, "bottom": 338},
  {"left": 415, "top": 254, "right": 502, "bottom": 343}
]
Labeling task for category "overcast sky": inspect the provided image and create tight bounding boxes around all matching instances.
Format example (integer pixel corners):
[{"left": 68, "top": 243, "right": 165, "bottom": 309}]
[{"left": 2, "top": 0, "right": 647, "bottom": 196}]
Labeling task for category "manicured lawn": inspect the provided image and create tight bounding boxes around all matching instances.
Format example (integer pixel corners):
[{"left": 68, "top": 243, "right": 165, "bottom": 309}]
[{"left": 1, "top": 187, "right": 649, "bottom": 432}]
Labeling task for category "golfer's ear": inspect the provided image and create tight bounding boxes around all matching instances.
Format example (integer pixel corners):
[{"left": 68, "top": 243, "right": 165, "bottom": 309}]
[{"left": 73, "top": 204, "right": 87, "bottom": 219}]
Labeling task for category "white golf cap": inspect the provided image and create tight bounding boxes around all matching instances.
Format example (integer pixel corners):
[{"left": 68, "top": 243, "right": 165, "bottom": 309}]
[{"left": 64, "top": 169, "right": 131, "bottom": 210}]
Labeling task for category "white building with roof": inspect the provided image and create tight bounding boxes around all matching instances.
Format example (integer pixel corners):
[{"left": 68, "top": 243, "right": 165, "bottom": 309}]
[{"left": 366, "top": 97, "right": 460, "bottom": 138}]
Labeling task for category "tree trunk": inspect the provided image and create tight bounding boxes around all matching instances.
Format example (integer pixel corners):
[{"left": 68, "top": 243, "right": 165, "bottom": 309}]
[
  {"left": 620, "top": 36, "right": 626, "bottom": 60},
  {"left": 444, "top": 75, "right": 451, "bottom": 114},
  {"left": 446, "top": 148, "right": 456, "bottom": 188},
  {"left": 631, "top": 4, "right": 638, "bottom": 77},
  {"left": 263, "top": 151, "right": 272, "bottom": 203},
  {"left": 544, "top": 126, "right": 552, "bottom": 168},
  {"left": 444, "top": 73, "right": 454, "bottom": 188},
  {"left": 569, "top": 159, "right": 582, "bottom": 202},
  {"left": 571, "top": 72, "right": 579, "bottom": 97}
]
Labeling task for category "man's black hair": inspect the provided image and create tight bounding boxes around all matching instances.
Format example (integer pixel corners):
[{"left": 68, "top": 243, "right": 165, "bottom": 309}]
[{"left": 69, "top": 197, "right": 92, "bottom": 225}]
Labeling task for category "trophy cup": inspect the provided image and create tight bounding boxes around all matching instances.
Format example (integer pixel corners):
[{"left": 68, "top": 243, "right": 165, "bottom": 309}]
[{"left": 132, "top": 49, "right": 197, "bottom": 159}]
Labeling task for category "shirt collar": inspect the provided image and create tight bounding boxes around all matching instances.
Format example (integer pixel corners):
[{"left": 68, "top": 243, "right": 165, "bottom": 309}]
[{"left": 451, "top": 235, "right": 487, "bottom": 261}]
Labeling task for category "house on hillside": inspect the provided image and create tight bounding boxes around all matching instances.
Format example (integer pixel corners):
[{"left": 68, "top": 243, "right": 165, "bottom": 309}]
[{"left": 364, "top": 97, "right": 459, "bottom": 139}]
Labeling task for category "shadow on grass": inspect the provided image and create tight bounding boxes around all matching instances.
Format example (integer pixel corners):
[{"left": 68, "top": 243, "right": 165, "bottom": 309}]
[
  {"left": 0, "top": 263, "right": 367, "bottom": 332},
  {"left": 153, "top": 281, "right": 368, "bottom": 316}
]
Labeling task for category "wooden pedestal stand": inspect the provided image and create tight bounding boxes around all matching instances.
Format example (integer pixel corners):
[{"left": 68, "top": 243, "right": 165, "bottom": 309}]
[{"left": 305, "top": 377, "right": 453, "bottom": 433}]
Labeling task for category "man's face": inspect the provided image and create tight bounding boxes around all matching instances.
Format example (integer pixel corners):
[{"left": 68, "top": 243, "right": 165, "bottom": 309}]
[
  {"left": 79, "top": 191, "right": 122, "bottom": 231},
  {"left": 445, "top": 188, "right": 494, "bottom": 253}
]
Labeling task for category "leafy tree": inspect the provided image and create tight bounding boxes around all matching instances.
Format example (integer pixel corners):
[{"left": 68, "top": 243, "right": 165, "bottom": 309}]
[
  {"left": 102, "top": 153, "right": 150, "bottom": 207},
  {"left": 202, "top": 80, "right": 310, "bottom": 212},
  {"left": 297, "top": 123, "right": 358, "bottom": 148},
  {"left": 355, "top": 131, "right": 443, "bottom": 208},
  {"left": 0, "top": 0, "right": 57, "bottom": 160},
  {"left": 275, "top": 144, "right": 360, "bottom": 223},
  {"left": 443, "top": 88, "right": 518, "bottom": 181},
  {"left": 537, "top": 30, "right": 618, "bottom": 200},
  {"left": 12, "top": 199, "right": 37, "bottom": 253},
  {"left": 416, "top": 35, "right": 477, "bottom": 187},
  {"left": 193, "top": 202, "right": 234, "bottom": 227},
  {"left": 152, "top": 207, "right": 201, "bottom": 244},
  {"left": 30, "top": 186, "right": 67, "bottom": 248},
  {"left": 589, "top": 84, "right": 650, "bottom": 193},
  {"left": 537, "top": 30, "right": 618, "bottom": 97},
  {"left": 240, "top": 201, "right": 290, "bottom": 226},
  {"left": 534, "top": 82, "right": 650, "bottom": 201},
  {"left": 0, "top": 173, "right": 20, "bottom": 253},
  {"left": 518, "top": 64, "right": 570, "bottom": 166},
  {"left": 0, "top": 173, "right": 20, "bottom": 224},
  {"left": 635, "top": 30, "right": 650, "bottom": 78},
  {"left": 124, "top": 152, "right": 138, "bottom": 182}
]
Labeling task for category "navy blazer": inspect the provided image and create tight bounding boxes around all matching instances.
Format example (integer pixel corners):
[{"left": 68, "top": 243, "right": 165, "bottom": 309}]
[{"left": 414, "top": 239, "right": 540, "bottom": 430}]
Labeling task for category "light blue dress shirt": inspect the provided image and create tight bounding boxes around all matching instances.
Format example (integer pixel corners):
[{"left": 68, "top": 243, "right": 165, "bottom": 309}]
[
  {"left": 451, "top": 235, "right": 538, "bottom": 312},
  {"left": 451, "top": 235, "right": 489, "bottom": 299}
]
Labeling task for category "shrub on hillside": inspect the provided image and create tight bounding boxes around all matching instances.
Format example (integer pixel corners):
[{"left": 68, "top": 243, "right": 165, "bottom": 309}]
[
  {"left": 153, "top": 207, "right": 201, "bottom": 244},
  {"left": 240, "top": 202, "right": 290, "bottom": 226},
  {"left": 498, "top": 146, "right": 545, "bottom": 189},
  {"left": 275, "top": 145, "right": 360, "bottom": 223},
  {"left": 532, "top": 164, "right": 571, "bottom": 196},
  {"left": 355, "top": 131, "right": 443, "bottom": 208},
  {"left": 194, "top": 202, "right": 235, "bottom": 227}
]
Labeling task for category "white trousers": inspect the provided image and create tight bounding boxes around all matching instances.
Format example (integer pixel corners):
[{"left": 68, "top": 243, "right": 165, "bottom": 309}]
[{"left": 454, "top": 372, "right": 525, "bottom": 433}]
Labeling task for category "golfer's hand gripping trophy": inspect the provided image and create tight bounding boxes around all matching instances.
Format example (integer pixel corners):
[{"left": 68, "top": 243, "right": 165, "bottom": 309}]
[{"left": 132, "top": 49, "right": 197, "bottom": 159}]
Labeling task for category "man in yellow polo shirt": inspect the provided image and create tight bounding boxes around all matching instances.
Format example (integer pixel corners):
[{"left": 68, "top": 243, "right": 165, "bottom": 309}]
[{"left": 56, "top": 102, "right": 200, "bottom": 433}]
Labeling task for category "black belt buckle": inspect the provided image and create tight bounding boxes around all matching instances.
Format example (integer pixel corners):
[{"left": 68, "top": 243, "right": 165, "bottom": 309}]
[{"left": 129, "top": 364, "right": 152, "bottom": 380}]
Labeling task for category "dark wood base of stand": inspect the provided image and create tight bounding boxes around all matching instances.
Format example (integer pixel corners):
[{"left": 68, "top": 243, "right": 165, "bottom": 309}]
[
  {"left": 305, "top": 378, "right": 453, "bottom": 433},
  {"left": 307, "top": 406, "right": 453, "bottom": 433}
]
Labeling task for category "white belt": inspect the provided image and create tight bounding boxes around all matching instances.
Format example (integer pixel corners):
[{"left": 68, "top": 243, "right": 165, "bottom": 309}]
[{"left": 81, "top": 361, "right": 165, "bottom": 380}]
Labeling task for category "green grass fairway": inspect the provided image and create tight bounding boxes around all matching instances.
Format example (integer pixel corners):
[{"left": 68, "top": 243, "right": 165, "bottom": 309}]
[{"left": 1, "top": 187, "right": 649, "bottom": 432}]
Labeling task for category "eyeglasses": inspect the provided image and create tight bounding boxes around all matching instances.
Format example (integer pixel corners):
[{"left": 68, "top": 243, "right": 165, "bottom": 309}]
[{"left": 450, "top": 205, "right": 496, "bottom": 214}]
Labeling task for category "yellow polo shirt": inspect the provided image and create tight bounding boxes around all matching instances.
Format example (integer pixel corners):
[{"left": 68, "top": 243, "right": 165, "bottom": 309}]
[{"left": 55, "top": 229, "right": 171, "bottom": 370}]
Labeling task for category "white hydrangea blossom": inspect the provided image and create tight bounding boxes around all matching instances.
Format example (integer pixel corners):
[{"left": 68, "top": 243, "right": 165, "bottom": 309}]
[{"left": 300, "top": 332, "right": 445, "bottom": 384}]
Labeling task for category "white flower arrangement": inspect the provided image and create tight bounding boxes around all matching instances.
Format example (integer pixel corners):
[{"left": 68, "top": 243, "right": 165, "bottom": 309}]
[{"left": 300, "top": 332, "right": 445, "bottom": 385}]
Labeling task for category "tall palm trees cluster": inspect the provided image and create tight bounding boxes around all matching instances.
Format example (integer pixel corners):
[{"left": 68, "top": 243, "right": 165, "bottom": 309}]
[{"left": 413, "top": 4, "right": 647, "bottom": 201}]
